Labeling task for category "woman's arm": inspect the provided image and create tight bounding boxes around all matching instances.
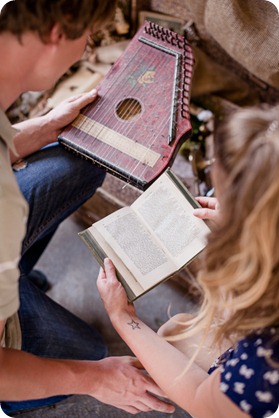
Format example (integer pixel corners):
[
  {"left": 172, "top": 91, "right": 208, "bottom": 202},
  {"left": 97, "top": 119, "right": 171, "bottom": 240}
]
[{"left": 97, "top": 259, "right": 250, "bottom": 418}]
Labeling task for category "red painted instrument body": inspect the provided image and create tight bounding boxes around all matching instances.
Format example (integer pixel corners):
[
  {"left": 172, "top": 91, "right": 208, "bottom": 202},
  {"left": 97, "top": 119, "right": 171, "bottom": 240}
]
[{"left": 59, "top": 21, "right": 194, "bottom": 190}]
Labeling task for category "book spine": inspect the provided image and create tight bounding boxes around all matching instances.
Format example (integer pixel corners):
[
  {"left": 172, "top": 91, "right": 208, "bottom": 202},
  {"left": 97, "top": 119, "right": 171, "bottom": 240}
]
[
  {"left": 78, "top": 230, "right": 106, "bottom": 267},
  {"left": 166, "top": 168, "right": 200, "bottom": 208}
]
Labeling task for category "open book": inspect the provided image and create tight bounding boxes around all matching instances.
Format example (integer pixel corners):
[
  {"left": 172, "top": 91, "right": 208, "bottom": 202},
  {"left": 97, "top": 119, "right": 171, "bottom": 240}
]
[{"left": 79, "top": 169, "right": 210, "bottom": 301}]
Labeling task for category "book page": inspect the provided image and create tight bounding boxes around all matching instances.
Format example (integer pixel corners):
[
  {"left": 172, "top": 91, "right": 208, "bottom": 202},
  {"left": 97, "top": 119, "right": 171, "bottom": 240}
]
[
  {"left": 132, "top": 171, "right": 210, "bottom": 268},
  {"left": 92, "top": 206, "right": 176, "bottom": 290}
]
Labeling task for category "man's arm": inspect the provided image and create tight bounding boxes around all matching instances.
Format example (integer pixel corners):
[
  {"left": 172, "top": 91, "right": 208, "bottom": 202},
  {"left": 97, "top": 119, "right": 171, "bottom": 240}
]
[
  {"left": 10, "top": 90, "right": 98, "bottom": 163},
  {"left": 0, "top": 319, "right": 174, "bottom": 414}
]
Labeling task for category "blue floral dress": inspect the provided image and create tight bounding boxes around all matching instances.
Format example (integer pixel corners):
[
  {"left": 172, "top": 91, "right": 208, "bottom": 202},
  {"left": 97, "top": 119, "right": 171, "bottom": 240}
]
[{"left": 208, "top": 326, "right": 279, "bottom": 418}]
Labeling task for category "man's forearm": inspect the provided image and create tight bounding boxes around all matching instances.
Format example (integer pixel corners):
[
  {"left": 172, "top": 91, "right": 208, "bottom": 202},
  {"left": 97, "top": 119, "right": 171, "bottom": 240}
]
[
  {"left": 10, "top": 115, "right": 58, "bottom": 163},
  {"left": 0, "top": 347, "right": 100, "bottom": 401}
]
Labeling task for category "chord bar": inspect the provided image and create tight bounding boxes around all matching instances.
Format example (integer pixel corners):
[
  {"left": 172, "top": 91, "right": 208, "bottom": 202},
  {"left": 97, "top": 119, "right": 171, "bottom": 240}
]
[{"left": 72, "top": 114, "right": 160, "bottom": 167}]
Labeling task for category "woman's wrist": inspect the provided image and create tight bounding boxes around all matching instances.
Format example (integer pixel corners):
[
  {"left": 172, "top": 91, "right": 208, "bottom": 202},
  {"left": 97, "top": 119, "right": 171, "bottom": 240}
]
[{"left": 110, "top": 309, "right": 140, "bottom": 333}]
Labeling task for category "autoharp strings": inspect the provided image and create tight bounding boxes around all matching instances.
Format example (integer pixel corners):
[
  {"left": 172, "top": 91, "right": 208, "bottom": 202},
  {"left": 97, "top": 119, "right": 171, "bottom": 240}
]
[{"left": 74, "top": 35, "right": 180, "bottom": 183}]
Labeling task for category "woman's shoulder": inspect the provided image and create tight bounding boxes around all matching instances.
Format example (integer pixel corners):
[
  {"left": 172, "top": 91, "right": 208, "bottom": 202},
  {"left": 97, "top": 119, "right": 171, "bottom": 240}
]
[
  {"left": 209, "top": 326, "right": 279, "bottom": 418},
  {"left": 235, "top": 326, "right": 279, "bottom": 362}
]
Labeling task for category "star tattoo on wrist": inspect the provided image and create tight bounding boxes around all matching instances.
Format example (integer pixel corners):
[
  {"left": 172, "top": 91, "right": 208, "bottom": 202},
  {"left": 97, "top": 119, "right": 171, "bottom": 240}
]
[{"left": 127, "top": 319, "right": 141, "bottom": 330}]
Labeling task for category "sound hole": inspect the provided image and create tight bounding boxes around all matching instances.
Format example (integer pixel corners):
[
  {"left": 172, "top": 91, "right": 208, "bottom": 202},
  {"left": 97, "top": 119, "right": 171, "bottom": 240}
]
[{"left": 116, "top": 98, "right": 142, "bottom": 121}]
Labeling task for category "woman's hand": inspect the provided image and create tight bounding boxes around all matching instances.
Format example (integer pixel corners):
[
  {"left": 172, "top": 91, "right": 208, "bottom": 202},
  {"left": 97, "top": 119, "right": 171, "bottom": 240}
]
[
  {"left": 97, "top": 258, "right": 136, "bottom": 321},
  {"left": 193, "top": 196, "right": 221, "bottom": 226}
]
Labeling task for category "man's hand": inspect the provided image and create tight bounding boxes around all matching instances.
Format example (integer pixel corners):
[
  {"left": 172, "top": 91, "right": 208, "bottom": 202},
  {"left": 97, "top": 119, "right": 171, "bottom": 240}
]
[
  {"left": 11, "top": 89, "right": 98, "bottom": 162},
  {"left": 43, "top": 89, "right": 98, "bottom": 141},
  {"left": 92, "top": 356, "right": 175, "bottom": 414}
]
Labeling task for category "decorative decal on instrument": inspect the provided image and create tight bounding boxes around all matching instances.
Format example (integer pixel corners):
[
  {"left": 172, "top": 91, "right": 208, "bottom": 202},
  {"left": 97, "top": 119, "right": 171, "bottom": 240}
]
[
  {"left": 127, "top": 65, "right": 156, "bottom": 87},
  {"left": 138, "top": 70, "right": 156, "bottom": 85},
  {"left": 72, "top": 114, "right": 160, "bottom": 167}
]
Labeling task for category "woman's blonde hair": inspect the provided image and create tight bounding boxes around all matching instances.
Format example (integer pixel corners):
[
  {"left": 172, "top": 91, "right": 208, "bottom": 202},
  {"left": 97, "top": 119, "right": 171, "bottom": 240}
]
[{"left": 171, "top": 105, "right": 279, "bottom": 350}]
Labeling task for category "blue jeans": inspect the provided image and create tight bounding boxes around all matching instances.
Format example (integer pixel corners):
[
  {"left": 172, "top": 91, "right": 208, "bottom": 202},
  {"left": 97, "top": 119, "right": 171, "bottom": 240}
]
[{"left": 2, "top": 143, "right": 107, "bottom": 415}]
